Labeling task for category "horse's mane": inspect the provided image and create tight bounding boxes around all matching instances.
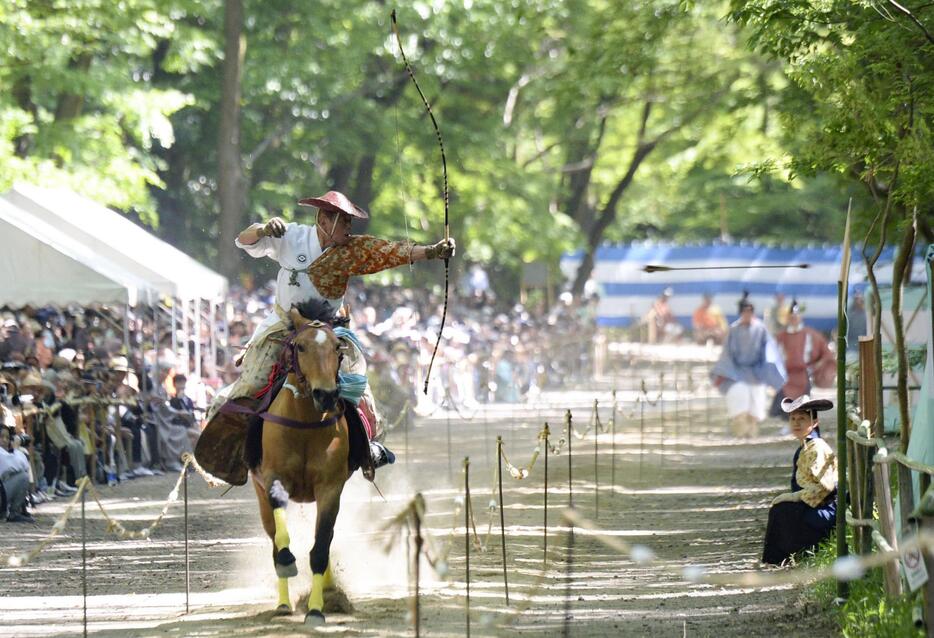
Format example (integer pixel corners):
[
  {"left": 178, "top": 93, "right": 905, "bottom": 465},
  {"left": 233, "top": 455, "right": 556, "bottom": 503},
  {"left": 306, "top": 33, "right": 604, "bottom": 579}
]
[{"left": 291, "top": 298, "right": 337, "bottom": 325}]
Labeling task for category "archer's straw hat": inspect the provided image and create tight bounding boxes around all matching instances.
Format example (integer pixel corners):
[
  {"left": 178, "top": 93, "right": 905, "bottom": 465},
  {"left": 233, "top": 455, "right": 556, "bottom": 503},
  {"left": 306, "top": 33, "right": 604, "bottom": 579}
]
[{"left": 298, "top": 191, "right": 369, "bottom": 219}]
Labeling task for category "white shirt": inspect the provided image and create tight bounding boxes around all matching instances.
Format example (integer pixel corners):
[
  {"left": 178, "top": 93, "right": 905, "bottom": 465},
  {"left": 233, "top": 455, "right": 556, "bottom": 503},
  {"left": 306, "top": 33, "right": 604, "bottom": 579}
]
[
  {"left": 235, "top": 222, "right": 343, "bottom": 342},
  {"left": 0, "top": 445, "right": 29, "bottom": 480}
]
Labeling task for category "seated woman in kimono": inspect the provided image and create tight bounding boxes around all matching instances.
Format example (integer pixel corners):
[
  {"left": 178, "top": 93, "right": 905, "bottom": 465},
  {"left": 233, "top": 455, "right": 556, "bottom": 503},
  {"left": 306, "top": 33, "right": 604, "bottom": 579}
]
[{"left": 762, "top": 394, "right": 837, "bottom": 565}]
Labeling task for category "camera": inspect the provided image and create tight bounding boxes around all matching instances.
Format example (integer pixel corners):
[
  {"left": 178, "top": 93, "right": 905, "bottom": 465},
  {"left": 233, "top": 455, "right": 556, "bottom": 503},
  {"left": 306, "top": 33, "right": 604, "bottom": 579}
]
[{"left": 14, "top": 433, "right": 31, "bottom": 447}]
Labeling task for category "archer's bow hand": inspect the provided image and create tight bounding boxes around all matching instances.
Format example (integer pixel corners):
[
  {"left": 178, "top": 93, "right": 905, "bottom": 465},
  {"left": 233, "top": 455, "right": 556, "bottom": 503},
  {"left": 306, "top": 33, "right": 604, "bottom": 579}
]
[{"left": 426, "top": 238, "right": 456, "bottom": 260}]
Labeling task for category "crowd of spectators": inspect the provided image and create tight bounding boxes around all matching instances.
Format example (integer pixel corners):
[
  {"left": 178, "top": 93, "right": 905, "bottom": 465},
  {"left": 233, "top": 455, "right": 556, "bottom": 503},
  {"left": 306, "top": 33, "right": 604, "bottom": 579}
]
[
  {"left": 0, "top": 307, "right": 201, "bottom": 524},
  {"left": 1, "top": 268, "right": 597, "bottom": 523},
  {"left": 224, "top": 274, "right": 599, "bottom": 415}
]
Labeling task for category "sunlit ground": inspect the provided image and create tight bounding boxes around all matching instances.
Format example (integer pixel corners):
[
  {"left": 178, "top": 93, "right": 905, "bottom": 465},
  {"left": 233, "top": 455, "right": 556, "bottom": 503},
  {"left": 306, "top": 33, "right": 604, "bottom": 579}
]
[{"left": 1, "top": 380, "right": 838, "bottom": 637}]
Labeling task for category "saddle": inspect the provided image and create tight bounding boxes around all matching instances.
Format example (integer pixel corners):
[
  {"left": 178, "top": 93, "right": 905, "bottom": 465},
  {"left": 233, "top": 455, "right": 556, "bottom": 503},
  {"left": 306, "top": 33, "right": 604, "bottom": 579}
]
[{"left": 194, "top": 383, "right": 374, "bottom": 486}]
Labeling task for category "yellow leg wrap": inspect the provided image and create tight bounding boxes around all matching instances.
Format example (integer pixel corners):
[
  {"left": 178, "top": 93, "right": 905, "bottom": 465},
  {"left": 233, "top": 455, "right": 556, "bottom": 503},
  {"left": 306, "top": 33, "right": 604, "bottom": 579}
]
[
  {"left": 273, "top": 508, "right": 289, "bottom": 550},
  {"left": 322, "top": 565, "right": 334, "bottom": 591},
  {"left": 308, "top": 573, "right": 325, "bottom": 612},
  {"left": 277, "top": 578, "right": 290, "bottom": 608}
]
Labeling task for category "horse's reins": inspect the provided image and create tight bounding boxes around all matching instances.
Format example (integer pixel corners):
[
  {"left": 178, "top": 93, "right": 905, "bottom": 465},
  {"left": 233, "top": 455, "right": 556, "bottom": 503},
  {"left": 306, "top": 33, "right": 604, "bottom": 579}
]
[{"left": 220, "top": 320, "right": 345, "bottom": 430}]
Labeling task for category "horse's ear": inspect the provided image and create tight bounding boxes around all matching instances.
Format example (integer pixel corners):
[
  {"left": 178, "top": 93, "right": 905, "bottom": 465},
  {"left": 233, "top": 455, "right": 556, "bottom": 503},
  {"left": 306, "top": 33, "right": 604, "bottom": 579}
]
[{"left": 288, "top": 307, "right": 305, "bottom": 328}]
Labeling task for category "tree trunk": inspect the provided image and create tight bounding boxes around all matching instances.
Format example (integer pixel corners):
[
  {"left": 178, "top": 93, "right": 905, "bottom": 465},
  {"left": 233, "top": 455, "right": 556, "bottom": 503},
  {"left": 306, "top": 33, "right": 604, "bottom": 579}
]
[
  {"left": 54, "top": 53, "right": 92, "bottom": 121},
  {"left": 862, "top": 203, "right": 890, "bottom": 440},
  {"left": 217, "top": 0, "right": 247, "bottom": 278},
  {"left": 12, "top": 75, "right": 36, "bottom": 157},
  {"left": 570, "top": 140, "right": 657, "bottom": 297},
  {"left": 891, "top": 208, "right": 917, "bottom": 452},
  {"left": 327, "top": 162, "right": 353, "bottom": 194},
  {"left": 351, "top": 154, "right": 376, "bottom": 234}
]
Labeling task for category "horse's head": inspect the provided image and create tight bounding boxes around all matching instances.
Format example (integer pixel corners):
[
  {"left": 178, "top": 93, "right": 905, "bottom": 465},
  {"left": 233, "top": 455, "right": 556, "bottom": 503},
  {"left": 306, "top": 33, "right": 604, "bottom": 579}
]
[{"left": 287, "top": 307, "right": 344, "bottom": 413}]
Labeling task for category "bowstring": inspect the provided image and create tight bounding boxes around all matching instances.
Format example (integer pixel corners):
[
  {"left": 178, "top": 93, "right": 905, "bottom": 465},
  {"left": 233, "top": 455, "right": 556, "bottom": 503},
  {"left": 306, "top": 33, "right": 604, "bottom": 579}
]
[{"left": 392, "top": 57, "right": 414, "bottom": 269}]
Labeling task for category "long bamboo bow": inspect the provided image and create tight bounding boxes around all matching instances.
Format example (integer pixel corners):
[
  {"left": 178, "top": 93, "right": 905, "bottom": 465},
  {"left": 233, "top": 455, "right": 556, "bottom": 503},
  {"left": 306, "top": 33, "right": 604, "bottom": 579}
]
[{"left": 391, "top": 9, "right": 451, "bottom": 395}]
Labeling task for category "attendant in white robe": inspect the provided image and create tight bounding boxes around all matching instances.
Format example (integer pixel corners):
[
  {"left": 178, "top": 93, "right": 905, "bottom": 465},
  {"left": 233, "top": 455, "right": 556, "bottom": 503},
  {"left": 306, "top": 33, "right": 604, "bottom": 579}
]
[{"left": 711, "top": 293, "right": 787, "bottom": 437}]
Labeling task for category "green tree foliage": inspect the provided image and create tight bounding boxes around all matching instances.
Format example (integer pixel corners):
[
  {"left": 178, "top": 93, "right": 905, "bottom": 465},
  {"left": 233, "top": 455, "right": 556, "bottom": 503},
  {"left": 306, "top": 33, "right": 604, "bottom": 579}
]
[
  {"left": 1, "top": 0, "right": 892, "bottom": 294},
  {"left": 0, "top": 0, "right": 209, "bottom": 224},
  {"left": 727, "top": 0, "right": 934, "bottom": 233}
]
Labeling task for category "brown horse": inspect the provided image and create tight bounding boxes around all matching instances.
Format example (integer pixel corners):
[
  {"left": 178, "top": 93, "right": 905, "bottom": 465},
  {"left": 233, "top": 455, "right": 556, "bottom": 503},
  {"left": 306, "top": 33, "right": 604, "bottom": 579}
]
[{"left": 252, "top": 306, "right": 352, "bottom": 626}]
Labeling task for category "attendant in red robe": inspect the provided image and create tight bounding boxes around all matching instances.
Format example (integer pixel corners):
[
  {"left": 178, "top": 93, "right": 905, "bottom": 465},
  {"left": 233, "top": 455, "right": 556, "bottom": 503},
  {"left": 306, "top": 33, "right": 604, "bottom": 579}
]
[{"left": 770, "top": 300, "right": 835, "bottom": 419}]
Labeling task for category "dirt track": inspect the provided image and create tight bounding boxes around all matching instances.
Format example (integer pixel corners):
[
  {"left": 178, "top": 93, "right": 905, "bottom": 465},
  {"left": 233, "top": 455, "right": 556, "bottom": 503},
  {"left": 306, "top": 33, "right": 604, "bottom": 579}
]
[{"left": 2, "top": 386, "right": 839, "bottom": 637}]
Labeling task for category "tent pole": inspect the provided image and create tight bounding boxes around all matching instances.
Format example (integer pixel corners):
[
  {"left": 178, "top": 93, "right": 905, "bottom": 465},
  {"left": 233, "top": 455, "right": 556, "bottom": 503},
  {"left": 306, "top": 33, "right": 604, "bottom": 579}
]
[
  {"left": 209, "top": 300, "right": 217, "bottom": 380},
  {"left": 181, "top": 298, "right": 190, "bottom": 376},
  {"left": 171, "top": 299, "right": 178, "bottom": 375},
  {"left": 123, "top": 304, "right": 130, "bottom": 357},
  {"left": 153, "top": 296, "right": 159, "bottom": 394},
  {"left": 194, "top": 298, "right": 202, "bottom": 381},
  {"left": 140, "top": 291, "right": 150, "bottom": 394}
]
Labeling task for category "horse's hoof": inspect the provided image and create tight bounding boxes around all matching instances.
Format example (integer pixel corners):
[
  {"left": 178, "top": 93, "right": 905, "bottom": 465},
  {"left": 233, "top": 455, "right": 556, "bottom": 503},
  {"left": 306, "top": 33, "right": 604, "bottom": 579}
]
[
  {"left": 275, "top": 548, "right": 298, "bottom": 578},
  {"left": 273, "top": 604, "right": 292, "bottom": 616},
  {"left": 275, "top": 563, "right": 298, "bottom": 578},
  {"left": 304, "top": 609, "right": 326, "bottom": 626}
]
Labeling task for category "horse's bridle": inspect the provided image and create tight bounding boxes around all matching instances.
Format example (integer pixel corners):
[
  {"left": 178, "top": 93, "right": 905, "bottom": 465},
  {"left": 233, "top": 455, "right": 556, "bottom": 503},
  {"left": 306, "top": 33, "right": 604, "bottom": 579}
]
[
  {"left": 219, "top": 319, "right": 348, "bottom": 430},
  {"left": 284, "top": 320, "right": 344, "bottom": 400}
]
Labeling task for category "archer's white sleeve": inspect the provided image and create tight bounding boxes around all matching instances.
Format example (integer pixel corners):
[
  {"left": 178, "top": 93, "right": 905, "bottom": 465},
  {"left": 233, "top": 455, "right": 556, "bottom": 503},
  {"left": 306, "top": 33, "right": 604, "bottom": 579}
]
[{"left": 234, "top": 223, "right": 296, "bottom": 261}]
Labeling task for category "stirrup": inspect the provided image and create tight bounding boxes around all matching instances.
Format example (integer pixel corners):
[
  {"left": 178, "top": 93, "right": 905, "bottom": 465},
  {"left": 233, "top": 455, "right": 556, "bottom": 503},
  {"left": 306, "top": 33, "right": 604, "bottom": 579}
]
[{"left": 369, "top": 441, "right": 396, "bottom": 469}]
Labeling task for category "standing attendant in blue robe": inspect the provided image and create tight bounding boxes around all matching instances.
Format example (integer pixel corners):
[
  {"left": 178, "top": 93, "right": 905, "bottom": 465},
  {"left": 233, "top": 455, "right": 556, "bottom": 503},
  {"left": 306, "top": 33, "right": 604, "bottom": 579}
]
[
  {"left": 761, "top": 395, "right": 837, "bottom": 565},
  {"left": 710, "top": 292, "right": 786, "bottom": 437}
]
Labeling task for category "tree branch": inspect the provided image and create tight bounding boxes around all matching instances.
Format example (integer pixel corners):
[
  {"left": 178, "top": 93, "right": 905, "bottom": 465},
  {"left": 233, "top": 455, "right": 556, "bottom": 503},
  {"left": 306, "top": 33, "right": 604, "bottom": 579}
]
[
  {"left": 521, "top": 140, "right": 561, "bottom": 168},
  {"left": 891, "top": 206, "right": 917, "bottom": 450},
  {"left": 888, "top": 0, "right": 934, "bottom": 45},
  {"left": 568, "top": 75, "right": 740, "bottom": 296}
]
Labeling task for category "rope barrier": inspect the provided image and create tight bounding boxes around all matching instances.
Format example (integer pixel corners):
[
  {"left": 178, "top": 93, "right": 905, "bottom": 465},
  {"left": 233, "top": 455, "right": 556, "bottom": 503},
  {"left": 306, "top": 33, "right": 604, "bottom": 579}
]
[
  {"left": 845, "top": 509, "right": 879, "bottom": 530},
  {"left": 545, "top": 424, "right": 569, "bottom": 455},
  {"left": 640, "top": 381, "right": 664, "bottom": 407},
  {"left": 561, "top": 508, "right": 934, "bottom": 589},
  {"left": 443, "top": 388, "right": 481, "bottom": 422},
  {"left": 83, "top": 459, "right": 192, "bottom": 540},
  {"left": 15, "top": 396, "right": 141, "bottom": 419},
  {"left": 419, "top": 496, "right": 465, "bottom": 576},
  {"left": 464, "top": 455, "right": 499, "bottom": 553},
  {"left": 499, "top": 429, "right": 547, "bottom": 480},
  {"left": 1, "top": 455, "right": 223, "bottom": 568},
  {"left": 180, "top": 452, "right": 226, "bottom": 488},
  {"left": 1, "top": 476, "right": 90, "bottom": 567},
  {"left": 615, "top": 396, "right": 641, "bottom": 421},
  {"left": 383, "top": 399, "right": 413, "bottom": 432},
  {"left": 845, "top": 423, "right": 934, "bottom": 475}
]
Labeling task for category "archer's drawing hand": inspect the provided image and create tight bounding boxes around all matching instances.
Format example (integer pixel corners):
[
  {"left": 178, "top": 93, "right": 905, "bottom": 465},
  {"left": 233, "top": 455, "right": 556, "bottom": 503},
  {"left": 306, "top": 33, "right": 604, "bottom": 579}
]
[{"left": 260, "top": 217, "right": 287, "bottom": 238}]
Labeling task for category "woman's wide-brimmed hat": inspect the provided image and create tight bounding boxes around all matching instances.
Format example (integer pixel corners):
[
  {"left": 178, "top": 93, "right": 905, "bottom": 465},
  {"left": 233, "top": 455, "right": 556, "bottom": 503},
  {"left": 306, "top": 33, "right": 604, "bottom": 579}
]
[
  {"left": 108, "top": 355, "right": 132, "bottom": 373},
  {"left": 19, "top": 369, "right": 46, "bottom": 392},
  {"left": 0, "top": 374, "right": 17, "bottom": 395},
  {"left": 781, "top": 394, "right": 834, "bottom": 414},
  {"left": 297, "top": 191, "right": 369, "bottom": 219}
]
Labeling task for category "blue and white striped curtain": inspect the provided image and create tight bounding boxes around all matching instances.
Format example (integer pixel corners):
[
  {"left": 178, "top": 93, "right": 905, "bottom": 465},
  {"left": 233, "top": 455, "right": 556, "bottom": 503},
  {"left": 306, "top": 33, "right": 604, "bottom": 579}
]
[{"left": 561, "top": 242, "right": 917, "bottom": 333}]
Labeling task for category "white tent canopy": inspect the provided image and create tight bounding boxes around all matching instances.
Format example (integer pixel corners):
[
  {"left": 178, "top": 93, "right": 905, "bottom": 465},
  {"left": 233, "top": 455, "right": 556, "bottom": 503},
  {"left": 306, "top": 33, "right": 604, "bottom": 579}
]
[
  {"left": 3, "top": 183, "right": 228, "bottom": 301},
  {"left": 0, "top": 197, "right": 155, "bottom": 306}
]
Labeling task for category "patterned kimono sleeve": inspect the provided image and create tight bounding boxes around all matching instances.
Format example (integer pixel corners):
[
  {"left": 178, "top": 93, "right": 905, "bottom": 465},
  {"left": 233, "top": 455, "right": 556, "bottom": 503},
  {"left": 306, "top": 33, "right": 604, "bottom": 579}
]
[
  {"left": 343, "top": 236, "right": 416, "bottom": 275},
  {"left": 796, "top": 438, "right": 838, "bottom": 507},
  {"left": 308, "top": 235, "right": 415, "bottom": 300}
]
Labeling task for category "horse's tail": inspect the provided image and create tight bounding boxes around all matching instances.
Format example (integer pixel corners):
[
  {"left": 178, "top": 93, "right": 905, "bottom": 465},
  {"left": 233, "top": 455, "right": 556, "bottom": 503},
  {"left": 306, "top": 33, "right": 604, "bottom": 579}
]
[{"left": 244, "top": 415, "right": 264, "bottom": 469}]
